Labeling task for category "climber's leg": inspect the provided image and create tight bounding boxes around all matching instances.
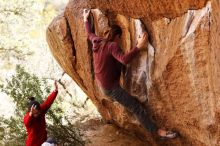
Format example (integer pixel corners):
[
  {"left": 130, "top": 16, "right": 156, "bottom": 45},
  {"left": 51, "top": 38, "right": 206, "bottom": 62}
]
[{"left": 102, "top": 85, "right": 158, "bottom": 133}]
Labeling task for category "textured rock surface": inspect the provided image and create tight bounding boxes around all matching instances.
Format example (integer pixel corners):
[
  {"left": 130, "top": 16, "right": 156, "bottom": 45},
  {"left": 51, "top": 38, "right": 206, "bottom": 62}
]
[{"left": 46, "top": 0, "right": 220, "bottom": 145}]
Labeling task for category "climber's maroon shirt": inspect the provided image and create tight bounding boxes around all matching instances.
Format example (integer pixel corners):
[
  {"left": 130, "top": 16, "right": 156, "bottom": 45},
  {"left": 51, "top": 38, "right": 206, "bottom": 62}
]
[{"left": 85, "top": 21, "right": 140, "bottom": 89}]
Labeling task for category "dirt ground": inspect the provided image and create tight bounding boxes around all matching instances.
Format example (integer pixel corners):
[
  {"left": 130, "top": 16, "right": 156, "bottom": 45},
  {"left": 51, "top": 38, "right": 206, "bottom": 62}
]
[{"left": 81, "top": 119, "right": 147, "bottom": 146}]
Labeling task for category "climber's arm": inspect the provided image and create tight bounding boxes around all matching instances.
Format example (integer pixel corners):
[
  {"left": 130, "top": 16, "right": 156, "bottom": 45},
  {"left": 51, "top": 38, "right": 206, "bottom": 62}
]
[
  {"left": 83, "top": 9, "right": 97, "bottom": 41},
  {"left": 110, "top": 33, "right": 148, "bottom": 65},
  {"left": 110, "top": 43, "right": 140, "bottom": 65}
]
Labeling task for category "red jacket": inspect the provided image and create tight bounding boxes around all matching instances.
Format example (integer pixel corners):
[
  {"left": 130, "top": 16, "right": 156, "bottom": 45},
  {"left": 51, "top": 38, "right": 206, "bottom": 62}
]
[
  {"left": 85, "top": 21, "right": 140, "bottom": 89},
  {"left": 23, "top": 91, "right": 58, "bottom": 146}
]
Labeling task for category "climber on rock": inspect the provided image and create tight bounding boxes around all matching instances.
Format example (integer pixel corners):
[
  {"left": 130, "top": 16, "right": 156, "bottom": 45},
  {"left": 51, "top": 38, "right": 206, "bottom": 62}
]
[
  {"left": 24, "top": 80, "right": 59, "bottom": 146},
  {"left": 83, "top": 9, "right": 177, "bottom": 139}
]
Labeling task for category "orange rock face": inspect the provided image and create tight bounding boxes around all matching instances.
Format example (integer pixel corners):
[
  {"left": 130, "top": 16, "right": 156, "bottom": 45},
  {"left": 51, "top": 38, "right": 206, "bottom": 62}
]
[{"left": 46, "top": 0, "right": 220, "bottom": 145}]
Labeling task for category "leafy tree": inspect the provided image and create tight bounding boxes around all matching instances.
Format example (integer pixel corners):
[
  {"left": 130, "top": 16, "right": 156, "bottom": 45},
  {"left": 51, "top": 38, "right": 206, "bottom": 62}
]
[
  {"left": 0, "top": 65, "right": 85, "bottom": 146},
  {"left": 0, "top": 0, "right": 60, "bottom": 71}
]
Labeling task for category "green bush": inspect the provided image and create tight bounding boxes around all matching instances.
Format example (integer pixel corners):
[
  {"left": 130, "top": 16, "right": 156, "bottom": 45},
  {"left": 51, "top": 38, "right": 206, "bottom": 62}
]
[{"left": 0, "top": 65, "right": 85, "bottom": 146}]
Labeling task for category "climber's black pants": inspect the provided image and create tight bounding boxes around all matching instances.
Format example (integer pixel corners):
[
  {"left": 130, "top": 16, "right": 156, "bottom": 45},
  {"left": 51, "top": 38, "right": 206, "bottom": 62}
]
[{"left": 102, "top": 84, "right": 158, "bottom": 133}]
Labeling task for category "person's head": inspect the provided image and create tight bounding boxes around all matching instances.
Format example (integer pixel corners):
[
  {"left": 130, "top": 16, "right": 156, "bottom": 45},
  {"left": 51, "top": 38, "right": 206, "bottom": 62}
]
[
  {"left": 104, "top": 24, "right": 122, "bottom": 43},
  {"left": 41, "top": 137, "right": 57, "bottom": 146},
  {"left": 27, "top": 97, "right": 41, "bottom": 118}
]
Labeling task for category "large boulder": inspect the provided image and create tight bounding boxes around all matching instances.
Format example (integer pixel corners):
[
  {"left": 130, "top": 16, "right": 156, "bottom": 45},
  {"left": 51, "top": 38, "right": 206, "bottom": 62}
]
[{"left": 46, "top": 0, "right": 220, "bottom": 145}]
